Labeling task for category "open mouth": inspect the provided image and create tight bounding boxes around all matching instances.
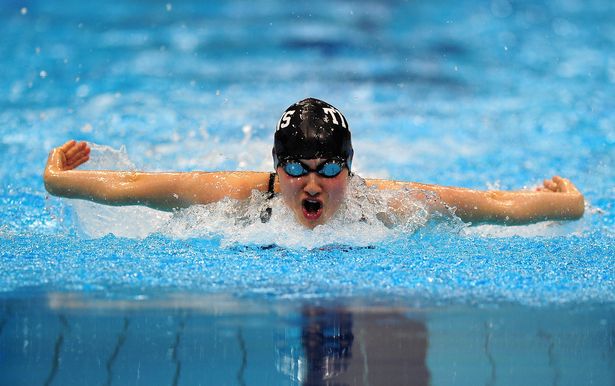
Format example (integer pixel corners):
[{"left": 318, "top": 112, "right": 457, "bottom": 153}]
[{"left": 302, "top": 198, "right": 323, "bottom": 220}]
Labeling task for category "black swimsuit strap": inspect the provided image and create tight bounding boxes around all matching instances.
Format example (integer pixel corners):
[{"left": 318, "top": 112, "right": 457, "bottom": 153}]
[
  {"left": 260, "top": 173, "right": 276, "bottom": 223},
  {"left": 267, "top": 172, "right": 276, "bottom": 199}
]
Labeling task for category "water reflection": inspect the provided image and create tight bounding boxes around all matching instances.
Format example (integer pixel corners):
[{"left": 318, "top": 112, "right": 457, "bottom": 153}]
[
  {"left": 290, "top": 306, "right": 429, "bottom": 385},
  {"left": 0, "top": 293, "right": 613, "bottom": 386},
  {"left": 300, "top": 307, "right": 355, "bottom": 384}
]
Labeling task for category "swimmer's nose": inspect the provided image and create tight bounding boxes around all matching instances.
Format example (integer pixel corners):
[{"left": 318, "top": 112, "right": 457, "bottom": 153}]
[{"left": 304, "top": 173, "right": 322, "bottom": 196}]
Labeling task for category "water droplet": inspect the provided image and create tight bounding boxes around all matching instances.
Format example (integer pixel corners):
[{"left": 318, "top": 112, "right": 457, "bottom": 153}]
[
  {"left": 81, "top": 123, "right": 93, "bottom": 133},
  {"left": 20, "top": 7, "right": 28, "bottom": 15},
  {"left": 76, "top": 84, "right": 90, "bottom": 97},
  {"left": 39, "top": 70, "right": 47, "bottom": 79},
  {"left": 166, "top": 3, "right": 172, "bottom": 11}
]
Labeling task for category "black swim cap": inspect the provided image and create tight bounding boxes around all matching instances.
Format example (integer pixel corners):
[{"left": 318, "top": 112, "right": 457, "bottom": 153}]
[{"left": 273, "top": 98, "right": 353, "bottom": 170}]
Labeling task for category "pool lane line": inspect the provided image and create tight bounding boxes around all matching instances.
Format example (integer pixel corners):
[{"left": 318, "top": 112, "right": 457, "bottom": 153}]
[
  {"left": 170, "top": 315, "right": 187, "bottom": 386},
  {"left": 43, "top": 314, "right": 69, "bottom": 386},
  {"left": 105, "top": 317, "right": 130, "bottom": 386}
]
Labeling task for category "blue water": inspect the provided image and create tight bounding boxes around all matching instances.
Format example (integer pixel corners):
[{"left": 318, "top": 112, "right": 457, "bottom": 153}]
[{"left": 1, "top": 0, "right": 614, "bottom": 384}]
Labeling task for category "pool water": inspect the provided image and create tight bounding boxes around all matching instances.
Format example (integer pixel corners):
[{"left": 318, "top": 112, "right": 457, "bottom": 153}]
[{"left": 1, "top": 0, "right": 614, "bottom": 384}]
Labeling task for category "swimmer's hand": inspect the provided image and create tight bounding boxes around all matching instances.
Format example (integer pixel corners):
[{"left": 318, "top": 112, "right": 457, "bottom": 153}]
[
  {"left": 44, "top": 140, "right": 91, "bottom": 195},
  {"left": 45, "top": 140, "right": 91, "bottom": 173},
  {"left": 536, "top": 176, "right": 580, "bottom": 194}
]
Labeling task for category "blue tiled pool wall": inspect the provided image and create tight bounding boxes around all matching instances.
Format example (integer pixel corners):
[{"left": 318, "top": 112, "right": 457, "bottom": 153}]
[{"left": 1, "top": 297, "right": 613, "bottom": 386}]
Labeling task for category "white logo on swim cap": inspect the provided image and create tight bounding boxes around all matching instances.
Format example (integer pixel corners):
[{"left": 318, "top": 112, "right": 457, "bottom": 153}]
[
  {"left": 277, "top": 110, "right": 295, "bottom": 130},
  {"left": 322, "top": 107, "right": 348, "bottom": 129}
]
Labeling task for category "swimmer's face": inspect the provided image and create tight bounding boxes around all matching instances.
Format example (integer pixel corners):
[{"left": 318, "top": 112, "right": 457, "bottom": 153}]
[{"left": 277, "top": 159, "right": 349, "bottom": 229}]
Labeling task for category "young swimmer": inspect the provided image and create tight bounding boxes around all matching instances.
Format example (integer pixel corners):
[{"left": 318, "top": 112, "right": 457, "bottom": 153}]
[{"left": 43, "top": 98, "right": 585, "bottom": 229}]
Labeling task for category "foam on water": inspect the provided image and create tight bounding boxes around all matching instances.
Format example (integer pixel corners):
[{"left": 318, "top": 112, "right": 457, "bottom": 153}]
[
  {"left": 70, "top": 144, "right": 172, "bottom": 238},
  {"left": 161, "top": 178, "right": 462, "bottom": 248}
]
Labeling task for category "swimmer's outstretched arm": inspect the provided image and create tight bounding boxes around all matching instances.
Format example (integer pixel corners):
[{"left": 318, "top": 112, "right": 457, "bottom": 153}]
[
  {"left": 43, "top": 141, "right": 271, "bottom": 211},
  {"left": 366, "top": 177, "right": 585, "bottom": 225}
]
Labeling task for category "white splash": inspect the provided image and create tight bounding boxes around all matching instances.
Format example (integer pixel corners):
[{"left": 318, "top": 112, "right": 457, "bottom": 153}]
[
  {"left": 158, "top": 175, "right": 454, "bottom": 248},
  {"left": 69, "top": 143, "right": 464, "bottom": 246},
  {"left": 70, "top": 144, "right": 172, "bottom": 238}
]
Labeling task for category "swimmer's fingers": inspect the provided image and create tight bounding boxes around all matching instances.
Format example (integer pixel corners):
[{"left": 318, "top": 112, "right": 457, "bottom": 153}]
[
  {"left": 66, "top": 153, "right": 90, "bottom": 169},
  {"left": 537, "top": 178, "right": 558, "bottom": 192},
  {"left": 64, "top": 142, "right": 90, "bottom": 169},
  {"left": 47, "top": 140, "right": 89, "bottom": 171},
  {"left": 552, "top": 176, "right": 579, "bottom": 193},
  {"left": 59, "top": 140, "right": 77, "bottom": 153},
  {"left": 537, "top": 176, "right": 580, "bottom": 193},
  {"left": 64, "top": 141, "right": 88, "bottom": 160}
]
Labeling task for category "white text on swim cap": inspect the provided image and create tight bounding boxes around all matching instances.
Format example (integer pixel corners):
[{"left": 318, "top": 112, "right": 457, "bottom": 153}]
[
  {"left": 322, "top": 107, "right": 348, "bottom": 129},
  {"left": 278, "top": 110, "right": 295, "bottom": 130}
]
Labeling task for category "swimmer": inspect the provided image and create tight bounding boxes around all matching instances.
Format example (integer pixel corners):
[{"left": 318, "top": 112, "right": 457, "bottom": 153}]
[{"left": 43, "top": 98, "right": 585, "bottom": 228}]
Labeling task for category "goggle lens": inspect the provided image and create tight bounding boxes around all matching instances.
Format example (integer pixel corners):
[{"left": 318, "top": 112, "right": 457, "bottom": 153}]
[
  {"left": 320, "top": 162, "right": 343, "bottom": 177},
  {"left": 283, "top": 162, "right": 307, "bottom": 177},
  {"left": 282, "top": 160, "right": 344, "bottom": 178}
]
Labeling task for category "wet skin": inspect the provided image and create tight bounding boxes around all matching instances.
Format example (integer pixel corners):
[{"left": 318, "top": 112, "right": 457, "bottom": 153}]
[
  {"left": 44, "top": 141, "right": 585, "bottom": 226},
  {"left": 276, "top": 159, "right": 349, "bottom": 229}
]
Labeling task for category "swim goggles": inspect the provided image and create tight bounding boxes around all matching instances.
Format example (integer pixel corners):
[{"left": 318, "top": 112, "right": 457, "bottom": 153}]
[{"left": 280, "top": 159, "right": 346, "bottom": 178}]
